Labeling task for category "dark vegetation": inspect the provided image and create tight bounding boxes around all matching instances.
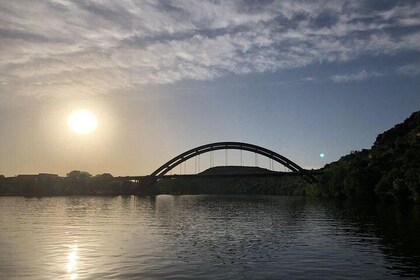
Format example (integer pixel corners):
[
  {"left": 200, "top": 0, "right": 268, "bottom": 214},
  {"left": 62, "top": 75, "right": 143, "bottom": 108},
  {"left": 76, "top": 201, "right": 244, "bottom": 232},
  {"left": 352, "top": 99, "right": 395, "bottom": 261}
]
[
  {"left": 317, "top": 111, "right": 420, "bottom": 202},
  {"left": 0, "top": 168, "right": 307, "bottom": 196},
  {"left": 156, "top": 166, "right": 309, "bottom": 196},
  {"left": 0, "top": 171, "right": 135, "bottom": 196}
]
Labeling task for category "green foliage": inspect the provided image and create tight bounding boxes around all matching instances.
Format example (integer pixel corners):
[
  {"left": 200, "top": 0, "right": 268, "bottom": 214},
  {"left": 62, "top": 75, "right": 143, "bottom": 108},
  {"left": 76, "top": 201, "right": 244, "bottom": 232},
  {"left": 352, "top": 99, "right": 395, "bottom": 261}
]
[
  {"left": 320, "top": 111, "right": 420, "bottom": 202},
  {"left": 305, "top": 184, "right": 321, "bottom": 197}
]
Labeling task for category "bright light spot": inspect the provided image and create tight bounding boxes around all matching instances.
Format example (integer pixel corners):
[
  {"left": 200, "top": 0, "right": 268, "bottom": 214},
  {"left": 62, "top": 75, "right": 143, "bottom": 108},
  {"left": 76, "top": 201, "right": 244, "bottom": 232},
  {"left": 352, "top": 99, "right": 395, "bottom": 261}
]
[
  {"left": 68, "top": 109, "right": 97, "bottom": 135},
  {"left": 320, "top": 153, "right": 325, "bottom": 158},
  {"left": 67, "top": 244, "right": 78, "bottom": 273}
]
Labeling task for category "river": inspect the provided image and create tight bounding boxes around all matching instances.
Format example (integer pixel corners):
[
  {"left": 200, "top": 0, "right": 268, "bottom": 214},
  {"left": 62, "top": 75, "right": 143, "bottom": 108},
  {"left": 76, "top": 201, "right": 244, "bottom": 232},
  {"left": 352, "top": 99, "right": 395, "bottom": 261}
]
[{"left": 1, "top": 195, "right": 419, "bottom": 279}]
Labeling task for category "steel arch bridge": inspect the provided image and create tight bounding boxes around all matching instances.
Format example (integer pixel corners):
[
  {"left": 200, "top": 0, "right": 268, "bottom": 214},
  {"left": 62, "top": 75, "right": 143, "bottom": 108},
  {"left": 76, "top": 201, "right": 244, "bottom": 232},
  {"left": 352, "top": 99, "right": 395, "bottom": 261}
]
[{"left": 150, "top": 142, "right": 318, "bottom": 183}]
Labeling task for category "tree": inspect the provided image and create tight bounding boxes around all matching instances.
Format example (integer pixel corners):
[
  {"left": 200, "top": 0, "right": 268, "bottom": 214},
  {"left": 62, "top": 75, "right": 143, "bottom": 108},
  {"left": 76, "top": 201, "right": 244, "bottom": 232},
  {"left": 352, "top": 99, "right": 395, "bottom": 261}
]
[
  {"left": 66, "top": 170, "right": 92, "bottom": 180},
  {"left": 93, "top": 173, "right": 113, "bottom": 181}
]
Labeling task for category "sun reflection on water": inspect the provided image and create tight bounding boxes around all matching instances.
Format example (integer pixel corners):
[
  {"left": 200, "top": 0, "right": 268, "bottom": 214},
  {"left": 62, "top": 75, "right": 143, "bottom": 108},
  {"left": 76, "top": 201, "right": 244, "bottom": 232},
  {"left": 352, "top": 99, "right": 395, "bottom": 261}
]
[{"left": 67, "top": 244, "right": 78, "bottom": 279}]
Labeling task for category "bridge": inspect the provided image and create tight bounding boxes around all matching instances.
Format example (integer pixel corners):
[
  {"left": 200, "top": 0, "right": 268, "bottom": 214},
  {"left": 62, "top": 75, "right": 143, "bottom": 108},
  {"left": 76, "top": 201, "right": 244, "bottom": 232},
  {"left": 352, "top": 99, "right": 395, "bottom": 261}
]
[{"left": 118, "top": 142, "right": 319, "bottom": 185}]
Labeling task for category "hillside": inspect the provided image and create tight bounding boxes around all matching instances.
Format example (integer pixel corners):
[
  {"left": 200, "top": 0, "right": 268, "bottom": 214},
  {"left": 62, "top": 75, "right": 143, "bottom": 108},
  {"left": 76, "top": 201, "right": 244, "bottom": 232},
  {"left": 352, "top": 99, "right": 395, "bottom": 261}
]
[
  {"left": 156, "top": 166, "right": 307, "bottom": 196},
  {"left": 200, "top": 166, "right": 275, "bottom": 175},
  {"left": 319, "top": 111, "right": 420, "bottom": 201}
]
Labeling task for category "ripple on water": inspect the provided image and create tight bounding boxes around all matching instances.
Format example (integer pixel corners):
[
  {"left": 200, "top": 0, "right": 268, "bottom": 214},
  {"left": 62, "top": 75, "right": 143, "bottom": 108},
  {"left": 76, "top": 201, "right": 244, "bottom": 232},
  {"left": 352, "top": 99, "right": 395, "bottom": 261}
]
[{"left": 0, "top": 195, "right": 420, "bottom": 279}]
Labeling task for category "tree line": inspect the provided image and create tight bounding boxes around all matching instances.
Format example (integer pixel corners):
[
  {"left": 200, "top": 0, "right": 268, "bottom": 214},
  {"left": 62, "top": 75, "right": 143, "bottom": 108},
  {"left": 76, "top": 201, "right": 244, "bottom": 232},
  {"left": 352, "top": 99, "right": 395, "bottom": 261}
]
[
  {"left": 315, "top": 111, "right": 420, "bottom": 202},
  {"left": 0, "top": 171, "right": 135, "bottom": 196}
]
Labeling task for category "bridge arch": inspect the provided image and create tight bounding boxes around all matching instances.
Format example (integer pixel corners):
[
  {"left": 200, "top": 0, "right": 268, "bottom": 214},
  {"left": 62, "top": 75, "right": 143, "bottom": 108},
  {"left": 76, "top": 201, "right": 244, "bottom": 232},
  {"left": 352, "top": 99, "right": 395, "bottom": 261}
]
[{"left": 150, "top": 142, "right": 317, "bottom": 183}]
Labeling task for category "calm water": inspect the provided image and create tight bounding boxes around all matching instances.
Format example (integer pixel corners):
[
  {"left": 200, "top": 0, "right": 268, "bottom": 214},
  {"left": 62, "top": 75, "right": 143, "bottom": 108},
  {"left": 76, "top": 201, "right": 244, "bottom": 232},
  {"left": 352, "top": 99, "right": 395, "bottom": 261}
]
[{"left": 1, "top": 195, "right": 420, "bottom": 279}]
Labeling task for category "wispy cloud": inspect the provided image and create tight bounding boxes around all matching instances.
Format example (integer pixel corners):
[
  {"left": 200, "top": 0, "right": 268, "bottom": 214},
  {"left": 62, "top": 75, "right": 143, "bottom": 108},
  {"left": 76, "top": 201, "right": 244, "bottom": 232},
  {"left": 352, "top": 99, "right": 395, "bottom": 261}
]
[
  {"left": 397, "top": 62, "right": 420, "bottom": 76},
  {"left": 330, "top": 70, "right": 384, "bottom": 83},
  {"left": 0, "top": 0, "right": 419, "bottom": 96},
  {"left": 276, "top": 77, "right": 316, "bottom": 85}
]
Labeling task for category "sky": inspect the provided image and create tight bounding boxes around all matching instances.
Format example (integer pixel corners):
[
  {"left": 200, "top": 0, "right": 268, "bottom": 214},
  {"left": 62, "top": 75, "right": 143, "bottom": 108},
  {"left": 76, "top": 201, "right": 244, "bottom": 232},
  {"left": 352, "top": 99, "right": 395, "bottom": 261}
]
[{"left": 0, "top": 0, "right": 419, "bottom": 177}]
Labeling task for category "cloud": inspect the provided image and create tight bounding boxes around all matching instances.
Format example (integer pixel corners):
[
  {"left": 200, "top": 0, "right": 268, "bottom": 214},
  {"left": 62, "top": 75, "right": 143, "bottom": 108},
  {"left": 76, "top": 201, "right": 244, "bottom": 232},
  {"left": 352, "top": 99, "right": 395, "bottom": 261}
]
[
  {"left": 0, "top": 0, "right": 419, "bottom": 96},
  {"left": 276, "top": 77, "right": 316, "bottom": 85},
  {"left": 330, "top": 70, "right": 384, "bottom": 83},
  {"left": 397, "top": 62, "right": 420, "bottom": 76}
]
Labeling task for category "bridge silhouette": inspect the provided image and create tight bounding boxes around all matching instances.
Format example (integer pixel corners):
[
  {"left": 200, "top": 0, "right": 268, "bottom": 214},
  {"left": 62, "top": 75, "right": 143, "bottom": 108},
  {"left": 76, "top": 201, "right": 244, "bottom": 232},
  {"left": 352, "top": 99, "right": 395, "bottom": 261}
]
[{"left": 118, "top": 142, "right": 319, "bottom": 184}]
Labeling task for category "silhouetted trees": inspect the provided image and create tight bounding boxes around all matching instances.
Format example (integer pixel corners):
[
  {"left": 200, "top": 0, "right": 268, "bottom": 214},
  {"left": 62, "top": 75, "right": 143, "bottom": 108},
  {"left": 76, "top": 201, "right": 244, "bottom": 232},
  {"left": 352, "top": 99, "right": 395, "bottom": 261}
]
[
  {"left": 66, "top": 170, "right": 92, "bottom": 180},
  {"left": 318, "top": 111, "right": 420, "bottom": 202},
  {"left": 0, "top": 171, "right": 136, "bottom": 196},
  {"left": 155, "top": 171, "right": 308, "bottom": 196}
]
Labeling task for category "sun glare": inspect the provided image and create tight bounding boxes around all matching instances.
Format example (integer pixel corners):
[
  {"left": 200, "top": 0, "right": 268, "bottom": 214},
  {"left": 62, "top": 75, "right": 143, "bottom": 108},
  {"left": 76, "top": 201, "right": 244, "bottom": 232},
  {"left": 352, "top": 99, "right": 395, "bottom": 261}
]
[{"left": 67, "top": 109, "right": 98, "bottom": 135}]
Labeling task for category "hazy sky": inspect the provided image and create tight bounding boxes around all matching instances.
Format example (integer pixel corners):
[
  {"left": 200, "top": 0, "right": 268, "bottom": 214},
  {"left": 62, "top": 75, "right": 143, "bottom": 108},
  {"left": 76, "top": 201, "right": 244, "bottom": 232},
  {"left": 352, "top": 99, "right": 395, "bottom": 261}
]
[{"left": 1, "top": 0, "right": 419, "bottom": 176}]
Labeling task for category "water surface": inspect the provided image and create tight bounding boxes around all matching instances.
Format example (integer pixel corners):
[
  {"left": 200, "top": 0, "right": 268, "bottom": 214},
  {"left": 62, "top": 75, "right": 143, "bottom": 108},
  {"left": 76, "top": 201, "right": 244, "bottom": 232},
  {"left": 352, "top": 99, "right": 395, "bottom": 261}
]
[{"left": 1, "top": 195, "right": 419, "bottom": 279}]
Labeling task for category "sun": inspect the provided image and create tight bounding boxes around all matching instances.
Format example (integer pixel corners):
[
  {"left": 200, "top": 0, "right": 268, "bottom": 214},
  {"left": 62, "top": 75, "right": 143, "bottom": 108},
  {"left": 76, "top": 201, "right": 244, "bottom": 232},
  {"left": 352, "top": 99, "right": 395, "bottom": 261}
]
[{"left": 67, "top": 109, "right": 98, "bottom": 135}]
